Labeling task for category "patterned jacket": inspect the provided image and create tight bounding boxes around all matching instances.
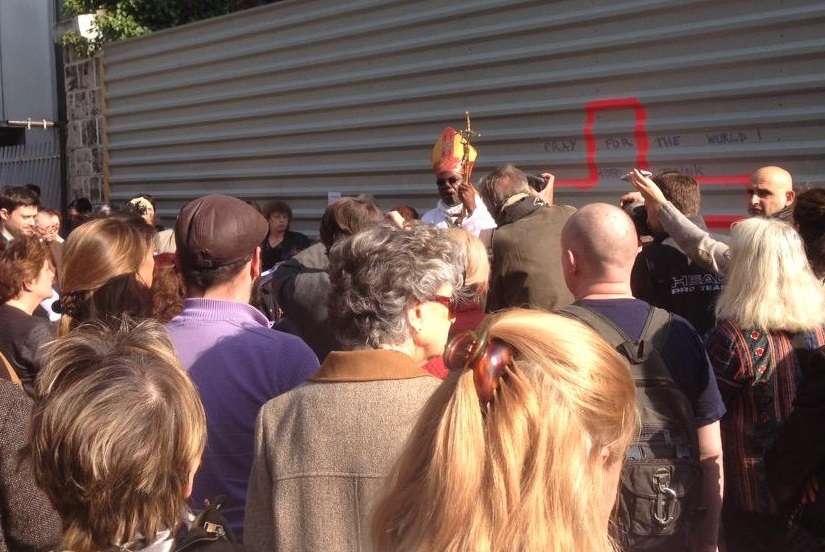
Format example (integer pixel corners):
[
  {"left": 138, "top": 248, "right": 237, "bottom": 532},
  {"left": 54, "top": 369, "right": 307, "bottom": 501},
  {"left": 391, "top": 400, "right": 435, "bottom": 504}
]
[{"left": 706, "top": 321, "right": 825, "bottom": 513}]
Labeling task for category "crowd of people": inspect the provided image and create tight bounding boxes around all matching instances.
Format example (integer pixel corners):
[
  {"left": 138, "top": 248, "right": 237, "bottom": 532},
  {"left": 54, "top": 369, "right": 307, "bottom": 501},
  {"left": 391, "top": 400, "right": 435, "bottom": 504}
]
[{"left": 0, "top": 125, "right": 824, "bottom": 552}]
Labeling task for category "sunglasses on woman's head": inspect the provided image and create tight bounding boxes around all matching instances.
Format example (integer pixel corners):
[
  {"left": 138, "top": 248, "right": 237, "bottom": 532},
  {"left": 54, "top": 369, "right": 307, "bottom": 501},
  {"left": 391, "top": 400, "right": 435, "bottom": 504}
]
[{"left": 429, "top": 295, "right": 458, "bottom": 319}]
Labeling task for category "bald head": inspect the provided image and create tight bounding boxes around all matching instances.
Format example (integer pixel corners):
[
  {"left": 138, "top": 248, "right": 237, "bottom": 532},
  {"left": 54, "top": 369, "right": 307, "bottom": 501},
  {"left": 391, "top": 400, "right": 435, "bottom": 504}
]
[
  {"left": 748, "top": 166, "right": 794, "bottom": 217},
  {"left": 561, "top": 203, "right": 638, "bottom": 298}
]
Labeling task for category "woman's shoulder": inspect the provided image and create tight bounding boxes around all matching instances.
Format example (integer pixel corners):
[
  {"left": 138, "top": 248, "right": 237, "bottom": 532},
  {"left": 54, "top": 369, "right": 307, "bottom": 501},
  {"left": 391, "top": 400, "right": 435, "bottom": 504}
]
[
  {"left": 705, "top": 319, "right": 741, "bottom": 342},
  {"left": 287, "top": 230, "right": 311, "bottom": 245},
  {"left": 0, "top": 379, "right": 30, "bottom": 420}
]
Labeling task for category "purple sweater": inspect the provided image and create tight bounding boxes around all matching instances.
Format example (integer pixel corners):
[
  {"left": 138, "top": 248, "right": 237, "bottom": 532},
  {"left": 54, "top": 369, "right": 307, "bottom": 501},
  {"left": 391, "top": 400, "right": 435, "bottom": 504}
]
[{"left": 167, "top": 298, "right": 319, "bottom": 540}]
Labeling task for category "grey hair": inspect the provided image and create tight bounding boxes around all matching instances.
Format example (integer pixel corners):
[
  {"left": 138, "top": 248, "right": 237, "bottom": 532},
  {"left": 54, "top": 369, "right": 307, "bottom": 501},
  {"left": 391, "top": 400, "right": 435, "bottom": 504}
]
[
  {"left": 328, "top": 222, "right": 465, "bottom": 349},
  {"left": 478, "top": 164, "right": 532, "bottom": 215},
  {"left": 715, "top": 217, "right": 825, "bottom": 331}
]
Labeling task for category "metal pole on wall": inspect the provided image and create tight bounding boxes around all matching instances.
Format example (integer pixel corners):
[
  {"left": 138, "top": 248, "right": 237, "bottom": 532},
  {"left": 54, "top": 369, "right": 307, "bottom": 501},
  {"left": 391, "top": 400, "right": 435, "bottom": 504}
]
[
  {"left": 54, "top": 47, "right": 68, "bottom": 219},
  {"left": 97, "top": 55, "right": 110, "bottom": 206},
  {"left": 53, "top": 0, "right": 69, "bottom": 221}
]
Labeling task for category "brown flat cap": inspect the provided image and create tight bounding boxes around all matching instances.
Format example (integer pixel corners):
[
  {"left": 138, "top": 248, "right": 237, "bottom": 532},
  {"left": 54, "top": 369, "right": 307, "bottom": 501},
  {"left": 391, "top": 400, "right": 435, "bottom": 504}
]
[{"left": 175, "top": 195, "right": 267, "bottom": 269}]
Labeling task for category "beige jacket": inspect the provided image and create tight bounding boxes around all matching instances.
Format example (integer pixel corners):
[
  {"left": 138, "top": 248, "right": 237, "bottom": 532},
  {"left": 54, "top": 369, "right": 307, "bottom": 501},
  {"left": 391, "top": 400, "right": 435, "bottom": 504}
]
[{"left": 244, "top": 349, "right": 440, "bottom": 552}]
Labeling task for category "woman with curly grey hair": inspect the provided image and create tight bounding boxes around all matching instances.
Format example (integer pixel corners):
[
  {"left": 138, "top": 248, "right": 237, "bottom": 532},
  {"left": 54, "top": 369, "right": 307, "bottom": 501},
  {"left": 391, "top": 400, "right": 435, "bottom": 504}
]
[{"left": 245, "top": 222, "right": 464, "bottom": 552}]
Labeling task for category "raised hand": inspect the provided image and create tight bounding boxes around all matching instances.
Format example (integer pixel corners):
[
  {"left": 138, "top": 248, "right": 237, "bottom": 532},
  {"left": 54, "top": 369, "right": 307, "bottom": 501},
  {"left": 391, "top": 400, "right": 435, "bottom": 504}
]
[{"left": 627, "top": 169, "right": 666, "bottom": 207}]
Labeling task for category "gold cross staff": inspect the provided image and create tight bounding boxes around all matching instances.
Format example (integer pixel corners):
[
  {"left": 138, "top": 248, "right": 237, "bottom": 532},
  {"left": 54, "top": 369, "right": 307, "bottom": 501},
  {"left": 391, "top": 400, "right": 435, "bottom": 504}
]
[{"left": 459, "top": 111, "right": 480, "bottom": 186}]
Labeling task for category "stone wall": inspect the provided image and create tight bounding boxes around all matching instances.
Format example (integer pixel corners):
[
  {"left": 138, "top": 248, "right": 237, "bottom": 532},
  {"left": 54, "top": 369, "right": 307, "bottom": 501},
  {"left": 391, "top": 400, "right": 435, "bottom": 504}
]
[{"left": 62, "top": 47, "right": 105, "bottom": 205}]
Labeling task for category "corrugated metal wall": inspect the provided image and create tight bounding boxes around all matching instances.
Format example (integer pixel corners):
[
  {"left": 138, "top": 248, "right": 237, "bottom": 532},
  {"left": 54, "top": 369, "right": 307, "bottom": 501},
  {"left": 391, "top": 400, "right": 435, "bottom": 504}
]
[{"left": 102, "top": 0, "right": 825, "bottom": 233}]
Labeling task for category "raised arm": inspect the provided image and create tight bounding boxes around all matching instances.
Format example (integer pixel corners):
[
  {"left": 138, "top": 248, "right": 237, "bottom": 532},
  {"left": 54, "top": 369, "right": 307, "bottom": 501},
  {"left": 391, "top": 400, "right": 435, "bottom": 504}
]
[{"left": 628, "top": 169, "right": 731, "bottom": 275}]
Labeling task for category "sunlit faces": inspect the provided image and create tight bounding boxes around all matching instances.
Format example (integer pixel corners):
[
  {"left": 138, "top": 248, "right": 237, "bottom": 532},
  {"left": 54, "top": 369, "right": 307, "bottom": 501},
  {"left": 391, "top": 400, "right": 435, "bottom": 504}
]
[
  {"left": 1, "top": 205, "right": 38, "bottom": 239},
  {"left": 415, "top": 283, "right": 456, "bottom": 361},
  {"left": 747, "top": 167, "right": 794, "bottom": 217},
  {"left": 28, "top": 259, "right": 56, "bottom": 302},
  {"left": 436, "top": 171, "right": 463, "bottom": 207},
  {"left": 141, "top": 204, "right": 155, "bottom": 226},
  {"left": 35, "top": 212, "right": 60, "bottom": 242},
  {"left": 130, "top": 197, "right": 156, "bottom": 226}
]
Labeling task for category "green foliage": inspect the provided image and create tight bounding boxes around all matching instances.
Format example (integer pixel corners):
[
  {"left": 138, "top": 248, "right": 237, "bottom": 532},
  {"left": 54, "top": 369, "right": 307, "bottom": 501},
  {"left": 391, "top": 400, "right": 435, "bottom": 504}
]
[
  {"left": 60, "top": 30, "right": 96, "bottom": 58},
  {"left": 61, "top": 0, "right": 277, "bottom": 56}
]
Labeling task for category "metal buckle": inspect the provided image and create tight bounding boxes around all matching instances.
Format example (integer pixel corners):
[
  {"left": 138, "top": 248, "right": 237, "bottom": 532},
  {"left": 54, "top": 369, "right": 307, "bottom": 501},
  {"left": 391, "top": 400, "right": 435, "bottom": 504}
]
[
  {"left": 203, "top": 522, "right": 226, "bottom": 538},
  {"left": 652, "top": 469, "right": 678, "bottom": 526}
]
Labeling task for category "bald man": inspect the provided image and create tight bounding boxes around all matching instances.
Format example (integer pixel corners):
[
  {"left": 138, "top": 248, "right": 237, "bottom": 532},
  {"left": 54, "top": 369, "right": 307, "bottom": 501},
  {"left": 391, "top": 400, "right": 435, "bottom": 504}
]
[
  {"left": 747, "top": 166, "right": 794, "bottom": 218},
  {"left": 559, "top": 203, "right": 725, "bottom": 552},
  {"left": 630, "top": 166, "right": 795, "bottom": 275}
]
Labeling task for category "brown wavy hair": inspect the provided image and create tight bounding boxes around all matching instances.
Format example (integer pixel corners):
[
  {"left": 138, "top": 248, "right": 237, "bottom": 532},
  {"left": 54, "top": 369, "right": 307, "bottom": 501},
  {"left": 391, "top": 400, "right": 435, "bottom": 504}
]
[
  {"left": 58, "top": 215, "right": 155, "bottom": 336},
  {"left": 150, "top": 253, "right": 185, "bottom": 323},
  {"left": 0, "top": 237, "right": 51, "bottom": 303},
  {"left": 30, "top": 318, "right": 206, "bottom": 552}
]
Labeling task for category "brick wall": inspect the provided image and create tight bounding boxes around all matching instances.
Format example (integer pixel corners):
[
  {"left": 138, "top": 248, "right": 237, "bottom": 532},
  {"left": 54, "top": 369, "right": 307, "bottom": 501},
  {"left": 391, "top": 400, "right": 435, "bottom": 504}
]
[{"left": 62, "top": 47, "right": 105, "bottom": 205}]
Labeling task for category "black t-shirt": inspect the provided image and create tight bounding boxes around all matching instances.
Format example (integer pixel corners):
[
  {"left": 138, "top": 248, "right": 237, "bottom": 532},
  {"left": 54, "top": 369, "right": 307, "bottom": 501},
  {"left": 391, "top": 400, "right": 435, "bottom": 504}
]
[
  {"left": 576, "top": 298, "right": 726, "bottom": 427},
  {"left": 0, "top": 303, "right": 55, "bottom": 388},
  {"left": 260, "top": 230, "right": 311, "bottom": 272},
  {"left": 631, "top": 236, "right": 723, "bottom": 337}
]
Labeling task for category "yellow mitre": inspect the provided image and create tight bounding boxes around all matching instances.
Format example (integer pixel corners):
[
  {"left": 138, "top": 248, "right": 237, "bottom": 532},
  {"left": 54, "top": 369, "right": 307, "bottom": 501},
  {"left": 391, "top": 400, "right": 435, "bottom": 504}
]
[{"left": 431, "top": 127, "right": 478, "bottom": 179}]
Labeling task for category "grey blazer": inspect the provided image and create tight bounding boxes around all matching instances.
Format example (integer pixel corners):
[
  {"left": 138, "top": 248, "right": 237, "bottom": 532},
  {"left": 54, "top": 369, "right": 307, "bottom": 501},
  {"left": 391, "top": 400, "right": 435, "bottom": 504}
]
[{"left": 0, "top": 380, "right": 61, "bottom": 552}]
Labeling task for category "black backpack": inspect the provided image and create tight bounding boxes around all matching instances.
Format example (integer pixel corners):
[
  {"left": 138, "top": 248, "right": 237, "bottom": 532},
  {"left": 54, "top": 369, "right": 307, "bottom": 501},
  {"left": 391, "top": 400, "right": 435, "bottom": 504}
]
[
  {"left": 174, "top": 496, "right": 244, "bottom": 552},
  {"left": 560, "top": 305, "right": 702, "bottom": 552}
]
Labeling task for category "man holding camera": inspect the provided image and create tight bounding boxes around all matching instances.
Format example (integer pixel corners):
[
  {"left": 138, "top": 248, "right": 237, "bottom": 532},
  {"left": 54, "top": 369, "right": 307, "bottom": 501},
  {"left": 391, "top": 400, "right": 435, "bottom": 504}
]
[
  {"left": 629, "top": 166, "right": 795, "bottom": 276},
  {"left": 629, "top": 171, "right": 723, "bottom": 336},
  {"left": 478, "top": 164, "right": 575, "bottom": 312}
]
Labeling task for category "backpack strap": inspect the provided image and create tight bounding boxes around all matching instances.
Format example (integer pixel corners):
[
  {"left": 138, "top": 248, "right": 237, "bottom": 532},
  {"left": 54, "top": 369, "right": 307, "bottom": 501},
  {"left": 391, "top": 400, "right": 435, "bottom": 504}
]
[
  {"left": 560, "top": 304, "right": 676, "bottom": 381},
  {"left": 558, "top": 304, "right": 631, "bottom": 348},
  {"left": 636, "top": 306, "right": 673, "bottom": 364}
]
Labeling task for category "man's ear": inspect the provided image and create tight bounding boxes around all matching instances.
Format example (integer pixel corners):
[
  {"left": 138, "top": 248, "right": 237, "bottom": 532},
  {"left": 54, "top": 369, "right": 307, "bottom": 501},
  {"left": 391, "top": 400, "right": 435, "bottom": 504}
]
[
  {"left": 786, "top": 189, "right": 796, "bottom": 206},
  {"left": 563, "top": 249, "right": 577, "bottom": 275},
  {"left": 0, "top": 208, "right": 9, "bottom": 222},
  {"left": 250, "top": 246, "right": 262, "bottom": 280}
]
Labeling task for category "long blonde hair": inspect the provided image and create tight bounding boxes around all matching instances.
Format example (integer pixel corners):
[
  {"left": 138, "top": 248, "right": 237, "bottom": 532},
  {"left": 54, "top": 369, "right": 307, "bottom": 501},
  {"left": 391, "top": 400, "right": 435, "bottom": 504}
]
[
  {"left": 715, "top": 217, "right": 825, "bottom": 331},
  {"left": 371, "top": 309, "right": 638, "bottom": 552}
]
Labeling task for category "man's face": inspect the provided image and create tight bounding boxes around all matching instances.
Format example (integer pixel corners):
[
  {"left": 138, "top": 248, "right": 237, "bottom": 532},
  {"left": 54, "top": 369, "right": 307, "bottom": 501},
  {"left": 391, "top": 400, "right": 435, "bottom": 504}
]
[
  {"left": 747, "top": 175, "right": 793, "bottom": 217},
  {"left": 436, "top": 171, "right": 463, "bottom": 206},
  {"left": 1, "top": 205, "right": 38, "bottom": 239},
  {"left": 35, "top": 213, "right": 60, "bottom": 242}
]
